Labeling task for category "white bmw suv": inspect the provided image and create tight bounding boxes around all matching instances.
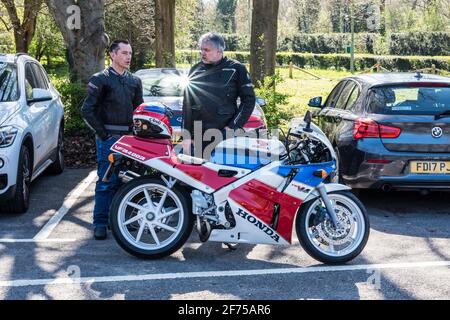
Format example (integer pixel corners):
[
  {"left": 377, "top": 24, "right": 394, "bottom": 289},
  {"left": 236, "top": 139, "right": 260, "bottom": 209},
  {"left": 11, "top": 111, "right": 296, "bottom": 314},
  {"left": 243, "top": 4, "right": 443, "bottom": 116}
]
[{"left": 0, "top": 53, "right": 64, "bottom": 213}]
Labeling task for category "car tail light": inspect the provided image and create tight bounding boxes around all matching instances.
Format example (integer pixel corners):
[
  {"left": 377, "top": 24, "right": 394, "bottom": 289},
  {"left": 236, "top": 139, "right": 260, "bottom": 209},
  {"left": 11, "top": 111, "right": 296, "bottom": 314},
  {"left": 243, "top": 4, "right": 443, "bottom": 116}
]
[{"left": 353, "top": 118, "right": 401, "bottom": 140}]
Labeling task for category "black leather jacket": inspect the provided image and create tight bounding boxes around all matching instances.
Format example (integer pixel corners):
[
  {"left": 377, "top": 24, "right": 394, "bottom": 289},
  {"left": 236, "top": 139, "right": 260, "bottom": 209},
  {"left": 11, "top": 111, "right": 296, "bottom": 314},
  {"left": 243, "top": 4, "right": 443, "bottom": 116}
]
[
  {"left": 81, "top": 67, "right": 143, "bottom": 140},
  {"left": 182, "top": 57, "right": 256, "bottom": 135}
]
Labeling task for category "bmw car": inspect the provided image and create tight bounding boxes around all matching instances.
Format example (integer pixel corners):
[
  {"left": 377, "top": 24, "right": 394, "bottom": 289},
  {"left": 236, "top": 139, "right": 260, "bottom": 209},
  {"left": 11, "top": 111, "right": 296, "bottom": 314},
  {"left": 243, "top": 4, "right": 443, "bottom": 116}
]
[
  {"left": 134, "top": 68, "right": 267, "bottom": 142},
  {"left": 310, "top": 72, "right": 450, "bottom": 192}
]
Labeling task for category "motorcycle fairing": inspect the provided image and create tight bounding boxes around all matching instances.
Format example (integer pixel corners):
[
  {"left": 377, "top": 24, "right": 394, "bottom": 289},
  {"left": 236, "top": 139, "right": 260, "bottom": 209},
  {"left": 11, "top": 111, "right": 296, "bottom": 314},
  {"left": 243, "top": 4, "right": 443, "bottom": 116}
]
[
  {"left": 208, "top": 198, "right": 290, "bottom": 245},
  {"left": 227, "top": 179, "right": 302, "bottom": 243}
]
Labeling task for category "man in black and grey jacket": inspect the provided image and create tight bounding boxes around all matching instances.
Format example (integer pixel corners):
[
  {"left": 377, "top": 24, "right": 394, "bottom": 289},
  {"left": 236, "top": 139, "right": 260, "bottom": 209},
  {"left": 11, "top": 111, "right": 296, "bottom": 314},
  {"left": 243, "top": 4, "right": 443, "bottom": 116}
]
[
  {"left": 81, "top": 39, "right": 143, "bottom": 240},
  {"left": 182, "top": 32, "right": 256, "bottom": 158}
]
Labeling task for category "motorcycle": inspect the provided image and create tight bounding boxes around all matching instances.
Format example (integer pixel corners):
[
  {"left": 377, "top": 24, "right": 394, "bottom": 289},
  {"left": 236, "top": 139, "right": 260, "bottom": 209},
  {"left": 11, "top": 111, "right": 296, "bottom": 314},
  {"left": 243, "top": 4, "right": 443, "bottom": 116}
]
[{"left": 105, "top": 106, "right": 370, "bottom": 264}]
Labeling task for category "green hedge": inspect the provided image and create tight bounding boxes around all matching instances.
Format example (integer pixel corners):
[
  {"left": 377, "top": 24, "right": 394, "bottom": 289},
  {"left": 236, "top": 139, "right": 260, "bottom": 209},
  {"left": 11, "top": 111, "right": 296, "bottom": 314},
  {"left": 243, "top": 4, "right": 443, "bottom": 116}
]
[
  {"left": 389, "top": 32, "right": 450, "bottom": 56},
  {"left": 184, "top": 32, "right": 450, "bottom": 56},
  {"left": 177, "top": 50, "right": 450, "bottom": 72},
  {"left": 286, "top": 33, "right": 383, "bottom": 54}
]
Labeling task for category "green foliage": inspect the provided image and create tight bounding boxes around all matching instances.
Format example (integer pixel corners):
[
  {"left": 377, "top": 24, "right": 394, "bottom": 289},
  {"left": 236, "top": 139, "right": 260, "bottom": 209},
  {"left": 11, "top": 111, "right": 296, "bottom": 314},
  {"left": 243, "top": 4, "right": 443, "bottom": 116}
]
[
  {"left": 177, "top": 50, "right": 450, "bottom": 73},
  {"left": 216, "top": 0, "right": 238, "bottom": 33},
  {"left": 283, "top": 32, "right": 450, "bottom": 56},
  {"left": 287, "top": 33, "right": 382, "bottom": 54},
  {"left": 296, "top": 0, "right": 320, "bottom": 33},
  {"left": 105, "top": 0, "right": 155, "bottom": 71},
  {"left": 51, "top": 75, "right": 88, "bottom": 136},
  {"left": 29, "top": 5, "right": 65, "bottom": 65},
  {"left": 389, "top": 32, "right": 450, "bottom": 56},
  {"left": 222, "top": 33, "right": 249, "bottom": 51},
  {"left": 254, "top": 72, "right": 293, "bottom": 130}
]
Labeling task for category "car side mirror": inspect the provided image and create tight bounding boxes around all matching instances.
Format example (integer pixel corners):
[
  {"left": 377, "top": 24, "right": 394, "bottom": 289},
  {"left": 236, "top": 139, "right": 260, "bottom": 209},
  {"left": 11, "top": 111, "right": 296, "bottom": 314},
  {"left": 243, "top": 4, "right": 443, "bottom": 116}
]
[
  {"left": 308, "top": 96, "right": 323, "bottom": 108},
  {"left": 28, "top": 88, "right": 52, "bottom": 103},
  {"left": 256, "top": 97, "right": 266, "bottom": 107}
]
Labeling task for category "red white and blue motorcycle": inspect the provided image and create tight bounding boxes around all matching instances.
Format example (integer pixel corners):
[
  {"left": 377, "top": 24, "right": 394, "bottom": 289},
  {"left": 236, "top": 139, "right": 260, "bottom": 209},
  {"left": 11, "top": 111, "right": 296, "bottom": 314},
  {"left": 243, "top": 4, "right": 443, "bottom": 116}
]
[{"left": 105, "top": 104, "right": 370, "bottom": 264}]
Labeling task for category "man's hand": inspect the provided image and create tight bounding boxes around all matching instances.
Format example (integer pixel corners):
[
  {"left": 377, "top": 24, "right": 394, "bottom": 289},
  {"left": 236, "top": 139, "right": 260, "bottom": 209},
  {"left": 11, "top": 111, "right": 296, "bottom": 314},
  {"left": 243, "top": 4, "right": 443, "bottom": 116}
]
[{"left": 182, "top": 139, "right": 192, "bottom": 155}]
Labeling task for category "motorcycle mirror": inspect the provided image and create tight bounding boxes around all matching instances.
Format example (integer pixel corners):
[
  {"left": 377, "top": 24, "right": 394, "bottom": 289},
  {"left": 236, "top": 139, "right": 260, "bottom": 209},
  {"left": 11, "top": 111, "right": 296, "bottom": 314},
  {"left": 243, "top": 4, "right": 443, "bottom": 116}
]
[{"left": 303, "top": 110, "right": 313, "bottom": 133}]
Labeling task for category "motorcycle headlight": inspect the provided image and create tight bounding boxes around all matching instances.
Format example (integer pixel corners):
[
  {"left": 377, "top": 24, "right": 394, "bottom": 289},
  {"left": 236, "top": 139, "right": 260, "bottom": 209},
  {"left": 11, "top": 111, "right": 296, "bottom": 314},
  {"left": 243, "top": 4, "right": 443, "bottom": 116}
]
[{"left": 0, "top": 126, "right": 18, "bottom": 148}]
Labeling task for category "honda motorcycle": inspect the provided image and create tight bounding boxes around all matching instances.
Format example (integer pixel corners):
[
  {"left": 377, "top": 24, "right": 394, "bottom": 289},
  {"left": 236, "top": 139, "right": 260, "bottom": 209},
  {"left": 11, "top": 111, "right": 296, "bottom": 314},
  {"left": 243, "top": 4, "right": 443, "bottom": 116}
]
[{"left": 105, "top": 103, "right": 370, "bottom": 264}]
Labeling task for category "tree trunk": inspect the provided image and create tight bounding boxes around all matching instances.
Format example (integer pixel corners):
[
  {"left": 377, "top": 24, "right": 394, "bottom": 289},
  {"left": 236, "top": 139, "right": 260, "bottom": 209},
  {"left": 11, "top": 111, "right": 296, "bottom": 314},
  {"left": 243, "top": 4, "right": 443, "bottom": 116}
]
[
  {"left": 155, "top": 0, "right": 175, "bottom": 68},
  {"left": 46, "top": 0, "right": 109, "bottom": 84},
  {"left": 250, "top": 0, "right": 279, "bottom": 87},
  {"left": 1, "top": 0, "right": 42, "bottom": 53}
]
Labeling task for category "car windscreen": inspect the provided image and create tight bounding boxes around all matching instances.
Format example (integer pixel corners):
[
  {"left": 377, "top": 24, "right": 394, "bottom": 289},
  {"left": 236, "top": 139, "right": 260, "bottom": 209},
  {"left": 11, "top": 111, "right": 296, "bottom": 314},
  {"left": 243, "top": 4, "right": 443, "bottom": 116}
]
[
  {"left": 0, "top": 63, "right": 19, "bottom": 102},
  {"left": 367, "top": 84, "right": 450, "bottom": 115},
  {"left": 139, "top": 71, "right": 189, "bottom": 97}
]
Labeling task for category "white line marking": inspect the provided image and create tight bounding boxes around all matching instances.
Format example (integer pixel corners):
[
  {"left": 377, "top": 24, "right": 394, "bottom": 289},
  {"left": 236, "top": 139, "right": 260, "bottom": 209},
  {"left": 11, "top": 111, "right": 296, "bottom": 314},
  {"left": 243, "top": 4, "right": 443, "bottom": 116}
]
[
  {"left": 1, "top": 260, "right": 449, "bottom": 288},
  {"left": 33, "top": 171, "right": 97, "bottom": 240},
  {"left": 0, "top": 239, "right": 77, "bottom": 243}
]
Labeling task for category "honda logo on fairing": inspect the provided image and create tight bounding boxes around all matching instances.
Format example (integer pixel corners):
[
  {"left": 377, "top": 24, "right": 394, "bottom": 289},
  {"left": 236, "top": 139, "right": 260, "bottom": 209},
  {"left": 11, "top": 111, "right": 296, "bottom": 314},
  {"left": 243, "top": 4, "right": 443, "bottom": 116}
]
[
  {"left": 236, "top": 209, "right": 280, "bottom": 243},
  {"left": 432, "top": 127, "right": 443, "bottom": 138}
]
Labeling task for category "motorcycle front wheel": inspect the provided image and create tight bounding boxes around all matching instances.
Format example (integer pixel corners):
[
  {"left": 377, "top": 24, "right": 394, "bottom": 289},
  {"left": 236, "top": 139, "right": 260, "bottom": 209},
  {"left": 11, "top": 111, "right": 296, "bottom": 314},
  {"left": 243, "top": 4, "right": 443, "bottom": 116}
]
[
  {"left": 296, "top": 191, "right": 370, "bottom": 265},
  {"left": 110, "top": 177, "right": 193, "bottom": 259}
]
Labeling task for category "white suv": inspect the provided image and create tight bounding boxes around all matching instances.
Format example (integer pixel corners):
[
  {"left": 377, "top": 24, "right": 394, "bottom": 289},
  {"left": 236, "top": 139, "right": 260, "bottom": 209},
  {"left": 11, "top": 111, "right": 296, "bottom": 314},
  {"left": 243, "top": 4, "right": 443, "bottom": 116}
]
[{"left": 0, "top": 53, "right": 65, "bottom": 213}]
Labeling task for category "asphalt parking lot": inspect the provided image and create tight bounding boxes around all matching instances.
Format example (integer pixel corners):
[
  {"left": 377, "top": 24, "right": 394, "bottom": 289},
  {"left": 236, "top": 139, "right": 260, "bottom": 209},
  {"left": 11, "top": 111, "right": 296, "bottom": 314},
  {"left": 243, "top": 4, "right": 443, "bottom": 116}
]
[{"left": 0, "top": 169, "right": 449, "bottom": 300}]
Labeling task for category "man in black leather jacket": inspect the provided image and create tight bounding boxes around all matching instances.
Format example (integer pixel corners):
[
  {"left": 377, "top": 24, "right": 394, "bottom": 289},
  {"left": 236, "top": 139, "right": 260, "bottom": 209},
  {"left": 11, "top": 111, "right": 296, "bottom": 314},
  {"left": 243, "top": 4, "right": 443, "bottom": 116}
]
[
  {"left": 182, "top": 32, "right": 256, "bottom": 158},
  {"left": 81, "top": 39, "right": 143, "bottom": 240}
]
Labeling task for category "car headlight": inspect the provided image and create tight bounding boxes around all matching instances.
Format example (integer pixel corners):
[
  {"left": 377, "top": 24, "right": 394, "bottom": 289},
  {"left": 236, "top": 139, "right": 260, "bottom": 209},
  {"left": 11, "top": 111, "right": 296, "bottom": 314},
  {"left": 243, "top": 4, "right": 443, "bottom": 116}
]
[{"left": 0, "top": 126, "right": 18, "bottom": 148}]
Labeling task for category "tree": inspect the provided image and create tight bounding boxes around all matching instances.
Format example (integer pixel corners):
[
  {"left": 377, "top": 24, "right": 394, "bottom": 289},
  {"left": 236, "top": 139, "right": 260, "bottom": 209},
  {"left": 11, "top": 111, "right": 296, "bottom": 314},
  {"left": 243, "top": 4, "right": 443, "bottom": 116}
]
[
  {"left": 155, "top": 0, "right": 175, "bottom": 67},
  {"left": 250, "top": 0, "right": 279, "bottom": 86},
  {"left": 175, "top": 0, "right": 199, "bottom": 50},
  {"left": 105, "top": 0, "right": 155, "bottom": 70},
  {"left": 296, "top": 0, "right": 320, "bottom": 33},
  {"left": 29, "top": 4, "right": 65, "bottom": 66},
  {"left": 46, "top": 0, "right": 109, "bottom": 84},
  {"left": 216, "top": 0, "right": 238, "bottom": 33},
  {"left": 0, "top": 0, "right": 43, "bottom": 53}
]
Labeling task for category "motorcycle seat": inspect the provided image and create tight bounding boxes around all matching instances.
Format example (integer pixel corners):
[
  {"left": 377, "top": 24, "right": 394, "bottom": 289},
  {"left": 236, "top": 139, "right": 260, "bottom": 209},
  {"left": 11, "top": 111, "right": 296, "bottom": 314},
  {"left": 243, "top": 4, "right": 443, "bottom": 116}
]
[{"left": 177, "top": 154, "right": 206, "bottom": 165}]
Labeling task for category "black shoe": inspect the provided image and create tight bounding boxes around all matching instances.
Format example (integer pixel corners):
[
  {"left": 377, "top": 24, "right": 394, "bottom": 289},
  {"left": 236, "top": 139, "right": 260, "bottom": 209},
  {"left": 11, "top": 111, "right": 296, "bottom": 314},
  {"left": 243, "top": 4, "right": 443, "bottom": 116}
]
[{"left": 94, "top": 227, "right": 107, "bottom": 240}]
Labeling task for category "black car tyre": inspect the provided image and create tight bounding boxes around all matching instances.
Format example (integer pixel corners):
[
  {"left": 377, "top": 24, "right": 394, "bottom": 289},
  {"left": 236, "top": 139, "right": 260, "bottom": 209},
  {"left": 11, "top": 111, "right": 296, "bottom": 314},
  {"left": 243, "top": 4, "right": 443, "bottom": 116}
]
[
  {"left": 1, "top": 145, "right": 32, "bottom": 213},
  {"left": 47, "top": 125, "right": 65, "bottom": 174}
]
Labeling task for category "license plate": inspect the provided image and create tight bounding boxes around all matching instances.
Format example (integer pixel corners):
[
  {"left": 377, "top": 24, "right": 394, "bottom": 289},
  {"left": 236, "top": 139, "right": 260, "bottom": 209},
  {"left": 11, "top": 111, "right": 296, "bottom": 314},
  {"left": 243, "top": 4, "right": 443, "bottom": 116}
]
[{"left": 410, "top": 161, "right": 450, "bottom": 174}]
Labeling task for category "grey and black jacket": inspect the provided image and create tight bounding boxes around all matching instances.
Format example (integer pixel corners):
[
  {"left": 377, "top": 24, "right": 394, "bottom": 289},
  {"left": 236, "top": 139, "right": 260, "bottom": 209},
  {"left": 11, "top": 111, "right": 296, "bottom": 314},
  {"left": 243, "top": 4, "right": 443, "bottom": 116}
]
[
  {"left": 182, "top": 57, "right": 256, "bottom": 135},
  {"left": 81, "top": 67, "right": 143, "bottom": 140}
]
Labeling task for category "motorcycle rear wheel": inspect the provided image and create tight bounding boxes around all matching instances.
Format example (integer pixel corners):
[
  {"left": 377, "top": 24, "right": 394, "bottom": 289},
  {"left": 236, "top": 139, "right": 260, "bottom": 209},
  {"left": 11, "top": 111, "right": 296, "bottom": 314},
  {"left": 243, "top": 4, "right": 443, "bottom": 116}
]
[
  {"left": 110, "top": 177, "right": 193, "bottom": 259},
  {"left": 296, "top": 191, "right": 370, "bottom": 265}
]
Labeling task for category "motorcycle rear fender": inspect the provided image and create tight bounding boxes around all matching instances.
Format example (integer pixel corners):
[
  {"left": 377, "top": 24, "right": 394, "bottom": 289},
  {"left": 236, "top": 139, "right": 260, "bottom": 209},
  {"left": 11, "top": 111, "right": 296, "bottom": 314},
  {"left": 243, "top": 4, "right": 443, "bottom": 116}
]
[{"left": 304, "top": 183, "right": 352, "bottom": 202}]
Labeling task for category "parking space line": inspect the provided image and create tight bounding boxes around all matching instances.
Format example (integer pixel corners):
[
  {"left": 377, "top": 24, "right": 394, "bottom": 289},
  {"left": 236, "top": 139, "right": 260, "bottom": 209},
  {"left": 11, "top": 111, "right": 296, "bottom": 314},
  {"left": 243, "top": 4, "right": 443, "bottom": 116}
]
[
  {"left": 33, "top": 171, "right": 97, "bottom": 241},
  {"left": 1, "top": 260, "right": 449, "bottom": 288},
  {"left": 0, "top": 239, "right": 77, "bottom": 243}
]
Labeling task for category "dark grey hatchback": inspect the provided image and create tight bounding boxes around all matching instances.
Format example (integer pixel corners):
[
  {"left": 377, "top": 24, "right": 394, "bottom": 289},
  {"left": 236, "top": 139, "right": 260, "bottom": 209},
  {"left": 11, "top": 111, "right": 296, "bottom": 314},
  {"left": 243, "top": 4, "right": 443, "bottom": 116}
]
[{"left": 310, "top": 72, "right": 450, "bottom": 191}]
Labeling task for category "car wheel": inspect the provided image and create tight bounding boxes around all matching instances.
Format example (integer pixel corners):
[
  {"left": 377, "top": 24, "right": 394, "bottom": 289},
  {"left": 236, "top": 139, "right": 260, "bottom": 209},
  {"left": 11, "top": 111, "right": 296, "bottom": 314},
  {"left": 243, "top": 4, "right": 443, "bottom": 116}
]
[
  {"left": 1, "top": 145, "right": 32, "bottom": 214},
  {"left": 47, "top": 125, "right": 64, "bottom": 175}
]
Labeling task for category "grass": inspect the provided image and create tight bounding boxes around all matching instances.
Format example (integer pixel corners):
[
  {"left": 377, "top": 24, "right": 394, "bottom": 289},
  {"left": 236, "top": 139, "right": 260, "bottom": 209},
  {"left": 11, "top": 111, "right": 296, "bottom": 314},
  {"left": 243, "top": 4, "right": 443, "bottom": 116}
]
[
  {"left": 178, "top": 63, "right": 351, "bottom": 119},
  {"left": 276, "top": 67, "right": 352, "bottom": 118}
]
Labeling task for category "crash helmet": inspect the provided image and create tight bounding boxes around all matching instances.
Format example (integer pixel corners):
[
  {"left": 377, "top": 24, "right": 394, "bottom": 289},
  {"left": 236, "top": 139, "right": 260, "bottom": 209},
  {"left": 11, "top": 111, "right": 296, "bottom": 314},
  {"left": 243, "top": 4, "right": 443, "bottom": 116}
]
[{"left": 132, "top": 102, "right": 173, "bottom": 139}]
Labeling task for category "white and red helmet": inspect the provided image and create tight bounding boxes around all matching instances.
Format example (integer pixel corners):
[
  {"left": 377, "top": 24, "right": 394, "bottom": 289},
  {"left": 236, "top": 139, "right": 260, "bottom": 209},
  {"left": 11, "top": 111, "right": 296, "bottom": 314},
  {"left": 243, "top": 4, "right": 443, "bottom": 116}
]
[{"left": 133, "top": 102, "right": 173, "bottom": 139}]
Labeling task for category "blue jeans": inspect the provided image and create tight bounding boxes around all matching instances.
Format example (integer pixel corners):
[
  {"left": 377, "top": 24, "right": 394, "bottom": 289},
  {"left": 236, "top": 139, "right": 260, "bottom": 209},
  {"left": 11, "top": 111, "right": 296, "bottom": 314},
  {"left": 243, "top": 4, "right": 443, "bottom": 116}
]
[{"left": 93, "top": 136, "right": 122, "bottom": 228}]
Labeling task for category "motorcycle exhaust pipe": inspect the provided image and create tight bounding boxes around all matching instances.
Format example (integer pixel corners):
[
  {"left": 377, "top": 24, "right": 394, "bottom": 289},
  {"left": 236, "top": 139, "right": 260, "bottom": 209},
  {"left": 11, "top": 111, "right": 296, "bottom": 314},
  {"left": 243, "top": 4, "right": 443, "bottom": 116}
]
[{"left": 118, "top": 170, "right": 140, "bottom": 183}]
